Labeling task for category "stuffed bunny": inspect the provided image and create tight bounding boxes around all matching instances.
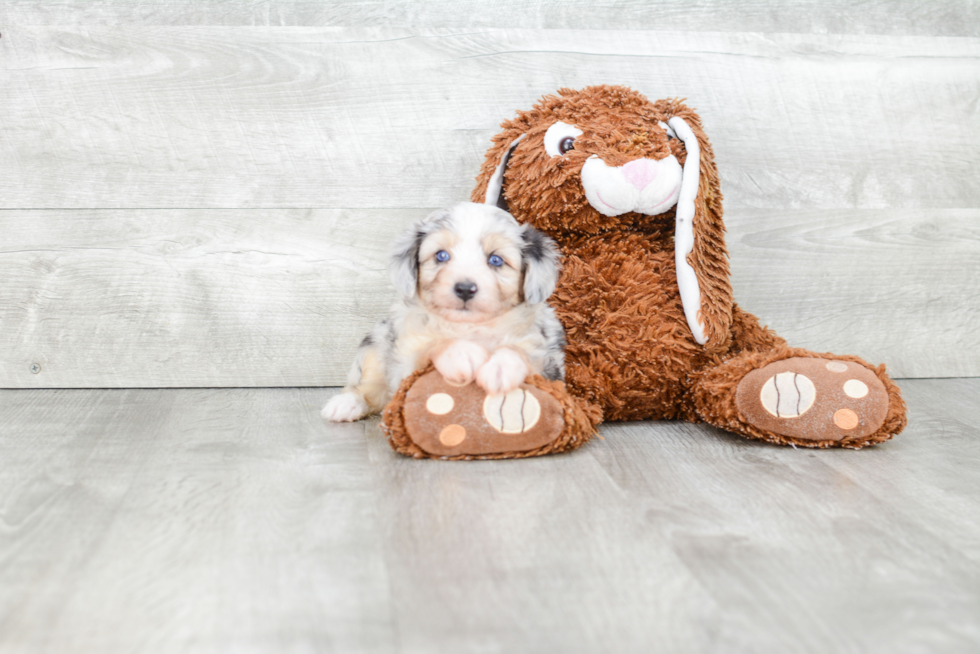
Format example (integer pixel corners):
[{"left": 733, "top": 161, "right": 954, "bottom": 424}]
[{"left": 465, "top": 85, "right": 907, "bottom": 448}]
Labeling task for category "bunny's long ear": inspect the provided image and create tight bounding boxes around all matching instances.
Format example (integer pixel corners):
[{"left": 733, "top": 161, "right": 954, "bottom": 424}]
[
  {"left": 656, "top": 100, "right": 733, "bottom": 353},
  {"left": 470, "top": 117, "right": 531, "bottom": 209},
  {"left": 483, "top": 134, "right": 525, "bottom": 209}
]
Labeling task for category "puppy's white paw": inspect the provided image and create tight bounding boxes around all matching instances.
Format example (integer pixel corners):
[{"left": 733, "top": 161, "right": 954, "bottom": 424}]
[
  {"left": 477, "top": 348, "right": 529, "bottom": 395},
  {"left": 321, "top": 392, "right": 369, "bottom": 422},
  {"left": 434, "top": 340, "right": 489, "bottom": 386}
]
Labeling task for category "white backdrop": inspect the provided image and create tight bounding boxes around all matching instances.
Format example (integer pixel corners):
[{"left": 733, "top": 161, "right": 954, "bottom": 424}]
[{"left": 1, "top": 3, "right": 978, "bottom": 387}]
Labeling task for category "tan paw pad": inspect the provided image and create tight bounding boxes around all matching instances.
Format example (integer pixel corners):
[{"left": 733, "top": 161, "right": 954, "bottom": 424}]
[
  {"left": 483, "top": 389, "right": 541, "bottom": 434},
  {"left": 426, "top": 393, "right": 455, "bottom": 415},
  {"left": 736, "top": 357, "right": 889, "bottom": 442},
  {"left": 843, "top": 380, "right": 868, "bottom": 399},
  {"left": 759, "top": 372, "right": 816, "bottom": 418},
  {"left": 833, "top": 409, "right": 859, "bottom": 430},
  {"left": 439, "top": 424, "right": 467, "bottom": 446}
]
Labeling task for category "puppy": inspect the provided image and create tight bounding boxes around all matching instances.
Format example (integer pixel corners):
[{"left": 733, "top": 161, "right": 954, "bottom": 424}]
[{"left": 322, "top": 201, "right": 566, "bottom": 422}]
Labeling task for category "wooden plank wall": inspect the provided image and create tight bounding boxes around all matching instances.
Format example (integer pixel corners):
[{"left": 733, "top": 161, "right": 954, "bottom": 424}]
[{"left": 1, "top": 3, "right": 978, "bottom": 387}]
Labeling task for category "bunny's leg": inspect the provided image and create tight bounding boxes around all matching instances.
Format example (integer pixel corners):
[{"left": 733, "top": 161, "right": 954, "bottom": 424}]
[
  {"left": 380, "top": 367, "right": 600, "bottom": 460},
  {"left": 690, "top": 345, "right": 907, "bottom": 449}
]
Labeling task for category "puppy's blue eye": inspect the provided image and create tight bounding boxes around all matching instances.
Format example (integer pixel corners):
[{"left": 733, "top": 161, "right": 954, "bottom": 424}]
[
  {"left": 435, "top": 250, "right": 450, "bottom": 263},
  {"left": 488, "top": 254, "right": 504, "bottom": 267}
]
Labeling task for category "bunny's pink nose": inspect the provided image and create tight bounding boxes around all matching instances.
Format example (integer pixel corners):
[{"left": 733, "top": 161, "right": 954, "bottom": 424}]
[{"left": 621, "top": 159, "right": 659, "bottom": 190}]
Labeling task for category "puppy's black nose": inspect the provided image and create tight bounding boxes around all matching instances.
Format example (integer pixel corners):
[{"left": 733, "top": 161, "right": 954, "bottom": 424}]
[{"left": 454, "top": 281, "right": 478, "bottom": 302}]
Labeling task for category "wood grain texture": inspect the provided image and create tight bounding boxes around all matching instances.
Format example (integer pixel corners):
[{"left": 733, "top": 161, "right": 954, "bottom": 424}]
[
  {"left": 0, "top": 208, "right": 400, "bottom": 387},
  {"left": 0, "top": 379, "right": 977, "bottom": 653},
  {"left": 0, "top": 387, "right": 395, "bottom": 653},
  {"left": 1, "top": 23, "right": 978, "bottom": 386},
  {"left": 1, "top": 27, "right": 977, "bottom": 210},
  {"left": 728, "top": 208, "right": 980, "bottom": 379},
  {"left": 2, "top": 0, "right": 978, "bottom": 36},
  {"left": 2, "top": 206, "right": 975, "bottom": 387}
]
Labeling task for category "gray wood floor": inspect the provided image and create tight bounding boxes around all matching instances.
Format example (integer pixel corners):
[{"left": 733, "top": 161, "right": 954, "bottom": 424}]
[{"left": 1, "top": 379, "right": 977, "bottom": 653}]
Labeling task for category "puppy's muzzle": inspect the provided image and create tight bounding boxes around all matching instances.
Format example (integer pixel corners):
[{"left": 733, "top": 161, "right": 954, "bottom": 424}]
[{"left": 454, "top": 281, "right": 478, "bottom": 302}]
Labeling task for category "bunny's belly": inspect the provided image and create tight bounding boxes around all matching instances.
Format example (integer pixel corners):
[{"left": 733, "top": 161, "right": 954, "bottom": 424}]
[{"left": 554, "top": 234, "right": 713, "bottom": 421}]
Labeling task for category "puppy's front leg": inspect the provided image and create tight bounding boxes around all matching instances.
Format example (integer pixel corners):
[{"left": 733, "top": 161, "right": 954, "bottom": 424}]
[
  {"left": 477, "top": 348, "right": 529, "bottom": 395},
  {"left": 433, "top": 340, "right": 489, "bottom": 386},
  {"left": 322, "top": 391, "right": 370, "bottom": 423},
  {"left": 322, "top": 336, "right": 389, "bottom": 422}
]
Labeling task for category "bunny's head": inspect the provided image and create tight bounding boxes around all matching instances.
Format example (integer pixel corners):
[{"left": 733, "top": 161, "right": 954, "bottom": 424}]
[{"left": 471, "top": 85, "right": 733, "bottom": 349}]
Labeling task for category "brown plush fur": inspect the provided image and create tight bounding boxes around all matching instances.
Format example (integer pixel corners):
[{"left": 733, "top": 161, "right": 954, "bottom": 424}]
[
  {"left": 382, "top": 366, "right": 602, "bottom": 460},
  {"left": 470, "top": 85, "right": 907, "bottom": 448}
]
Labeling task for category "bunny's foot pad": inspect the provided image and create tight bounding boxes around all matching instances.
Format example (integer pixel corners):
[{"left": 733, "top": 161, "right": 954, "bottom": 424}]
[
  {"left": 736, "top": 357, "right": 889, "bottom": 443},
  {"left": 382, "top": 368, "right": 599, "bottom": 460}
]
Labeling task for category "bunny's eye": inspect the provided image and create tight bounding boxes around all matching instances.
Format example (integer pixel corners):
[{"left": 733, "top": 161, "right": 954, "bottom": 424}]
[
  {"left": 435, "top": 250, "right": 450, "bottom": 263},
  {"left": 544, "top": 121, "right": 584, "bottom": 157}
]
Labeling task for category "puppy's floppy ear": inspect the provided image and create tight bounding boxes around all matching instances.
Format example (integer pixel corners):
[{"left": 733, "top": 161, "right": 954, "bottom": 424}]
[
  {"left": 520, "top": 224, "right": 561, "bottom": 304},
  {"left": 654, "top": 99, "right": 734, "bottom": 353},
  {"left": 387, "top": 209, "right": 450, "bottom": 298}
]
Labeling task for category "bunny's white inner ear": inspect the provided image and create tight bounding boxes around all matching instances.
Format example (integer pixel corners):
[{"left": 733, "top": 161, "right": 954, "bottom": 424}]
[
  {"left": 657, "top": 121, "right": 677, "bottom": 139},
  {"left": 668, "top": 116, "right": 707, "bottom": 345},
  {"left": 484, "top": 134, "right": 526, "bottom": 208}
]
